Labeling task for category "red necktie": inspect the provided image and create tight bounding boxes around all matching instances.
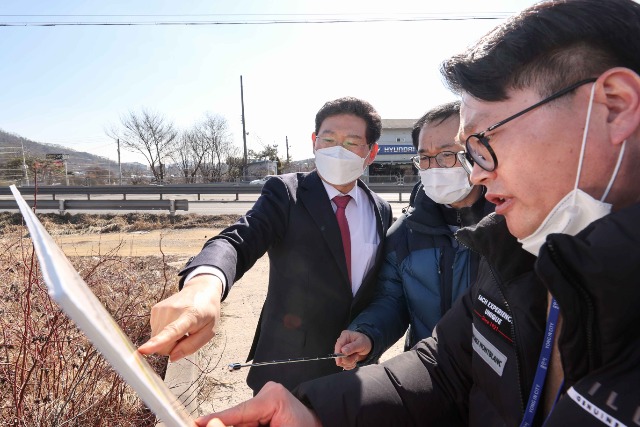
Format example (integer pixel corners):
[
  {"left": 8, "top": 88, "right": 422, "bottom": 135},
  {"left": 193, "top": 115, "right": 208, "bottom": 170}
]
[{"left": 333, "top": 195, "right": 352, "bottom": 285}]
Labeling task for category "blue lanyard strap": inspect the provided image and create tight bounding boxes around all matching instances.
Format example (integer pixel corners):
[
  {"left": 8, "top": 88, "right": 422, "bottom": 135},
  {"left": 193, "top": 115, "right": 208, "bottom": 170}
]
[{"left": 520, "top": 297, "right": 561, "bottom": 427}]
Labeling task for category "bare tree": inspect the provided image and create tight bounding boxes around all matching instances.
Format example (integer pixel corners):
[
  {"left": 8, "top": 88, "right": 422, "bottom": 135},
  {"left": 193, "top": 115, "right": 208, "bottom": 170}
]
[
  {"left": 194, "top": 113, "right": 237, "bottom": 182},
  {"left": 170, "top": 129, "right": 205, "bottom": 184},
  {"left": 107, "top": 108, "right": 177, "bottom": 182}
]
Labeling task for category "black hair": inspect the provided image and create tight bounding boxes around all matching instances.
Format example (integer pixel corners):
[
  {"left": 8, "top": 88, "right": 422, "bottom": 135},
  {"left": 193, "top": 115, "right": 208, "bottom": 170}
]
[
  {"left": 314, "top": 97, "right": 382, "bottom": 146},
  {"left": 411, "top": 101, "right": 461, "bottom": 149},
  {"left": 441, "top": 0, "right": 640, "bottom": 101}
]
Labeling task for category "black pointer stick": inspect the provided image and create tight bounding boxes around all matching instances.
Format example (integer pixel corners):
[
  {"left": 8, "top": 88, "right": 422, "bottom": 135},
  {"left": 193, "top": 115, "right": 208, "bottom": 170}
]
[{"left": 228, "top": 353, "right": 346, "bottom": 371}]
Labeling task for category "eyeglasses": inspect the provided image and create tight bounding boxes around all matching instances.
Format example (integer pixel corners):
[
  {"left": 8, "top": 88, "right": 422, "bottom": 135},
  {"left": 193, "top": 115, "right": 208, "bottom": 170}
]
[
  {"left": 411, "top": 151, "right": 462, "bottom": 170},
  {"left": 463, "top": 78, "right": 597, "bottom": 172},
  {"left": 316, "top": 137, "right": 370, "bottom": 153}
]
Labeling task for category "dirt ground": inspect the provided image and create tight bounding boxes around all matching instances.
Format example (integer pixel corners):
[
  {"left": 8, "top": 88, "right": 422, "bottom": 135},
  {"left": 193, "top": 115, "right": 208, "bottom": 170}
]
[{"left": 51, "top": 227, "right": 404, "bottom": 415}]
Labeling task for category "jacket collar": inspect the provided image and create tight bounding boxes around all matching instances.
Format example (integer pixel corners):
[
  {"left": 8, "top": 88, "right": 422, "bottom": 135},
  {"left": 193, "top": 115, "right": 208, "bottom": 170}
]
[
  {"left": 536, "top": 202, "right": 640, "bottom": 383},
  {"left": 438, "top": 187, "right": 493, "bottom": 228},
  {"left": 455, "top": 213, "right": 537, "bottom": 285},
  {"left": 407, "top": 183, "right": 494, "bottom": 236}
]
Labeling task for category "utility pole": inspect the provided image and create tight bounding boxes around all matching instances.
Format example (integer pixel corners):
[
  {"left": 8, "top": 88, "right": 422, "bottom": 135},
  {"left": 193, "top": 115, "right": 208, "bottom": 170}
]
[
  {"left": 64, "top": 158, "right": 69, "bottom": 186},
  {"left": 285, "top": 136, "right": 289, "bottom": 164},
  {"left": 20, "top": 140, "right": 29, "bottom": 185},
  {"left": 240, "top": 75, "right": 248, "bottom": 181},
  {"left": 117, "top": 138, "right": 122, "bottom": 185}
]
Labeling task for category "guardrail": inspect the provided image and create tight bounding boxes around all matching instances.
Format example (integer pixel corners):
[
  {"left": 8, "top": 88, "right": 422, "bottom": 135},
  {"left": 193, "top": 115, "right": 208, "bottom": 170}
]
[
  {"left": 0, "top": 184, "right": 259, "bottom": 199},
  {"left": 0, "top": 198, "right": 189, "bottom": 215},
  {"left": 0, "top": 183, "right": 413, "bottom": 202}
]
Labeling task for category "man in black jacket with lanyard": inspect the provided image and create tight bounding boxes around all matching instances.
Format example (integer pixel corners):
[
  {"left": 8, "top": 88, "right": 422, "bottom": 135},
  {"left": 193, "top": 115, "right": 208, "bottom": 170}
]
[{"left": 196, "top": 1, "right": 640, "bottom": 426}]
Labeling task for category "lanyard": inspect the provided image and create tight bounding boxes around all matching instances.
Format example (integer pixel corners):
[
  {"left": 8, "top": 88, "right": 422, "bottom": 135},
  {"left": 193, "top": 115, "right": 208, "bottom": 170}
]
[{"left": 520, "top": 297, "right": 561, "bottom": 427}]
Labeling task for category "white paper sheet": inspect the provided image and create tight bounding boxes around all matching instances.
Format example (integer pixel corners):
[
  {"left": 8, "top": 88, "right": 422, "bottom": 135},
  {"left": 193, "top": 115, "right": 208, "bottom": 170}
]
[{"left": 10, "top": 185, "right": 196, "bottom": 427}]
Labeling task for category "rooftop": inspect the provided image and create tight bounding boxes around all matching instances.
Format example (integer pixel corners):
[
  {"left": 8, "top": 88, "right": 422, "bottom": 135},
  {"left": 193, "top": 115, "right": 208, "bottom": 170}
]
[{"left": 381, "top": 119, "right": 416, "bottom": 129}]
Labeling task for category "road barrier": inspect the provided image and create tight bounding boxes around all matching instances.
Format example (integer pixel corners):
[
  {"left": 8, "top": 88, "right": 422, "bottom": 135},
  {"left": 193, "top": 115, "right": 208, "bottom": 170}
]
[
  {"left": 0, "top": 183, "right": 412, "bottom": 201},
  {"left": 0, "top": 198, "right": 189, "bottom": 215},
  {"left": 0, "top": 182, "right": 412, "bottom": 215}
]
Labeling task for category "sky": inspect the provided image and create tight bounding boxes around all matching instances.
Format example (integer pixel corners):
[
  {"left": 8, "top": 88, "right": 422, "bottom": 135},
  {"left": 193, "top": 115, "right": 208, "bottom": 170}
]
[{"left": 0, "top": 0, "right": 539, "bottom": 165}]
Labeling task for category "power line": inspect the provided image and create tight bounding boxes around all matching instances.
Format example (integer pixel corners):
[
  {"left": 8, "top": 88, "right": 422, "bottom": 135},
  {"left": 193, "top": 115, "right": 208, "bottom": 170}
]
[
  {"left": 0, "top": 12, "right": 512, "bottom": 18},
  {"left": 0, "top": 13, "right": 511, "bottom": 27}
]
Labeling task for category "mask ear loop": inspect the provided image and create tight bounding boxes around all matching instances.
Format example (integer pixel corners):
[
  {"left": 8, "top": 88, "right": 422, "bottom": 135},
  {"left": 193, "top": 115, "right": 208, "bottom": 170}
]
[
  {"left": 573, "top": 83, "right": 597, "bottom": 203},
  {"left": 574, "top": 82, "right": 626, "bottom": 203},
  {"left": 600, "top": 140, "right": 626, "bottom": 202}
]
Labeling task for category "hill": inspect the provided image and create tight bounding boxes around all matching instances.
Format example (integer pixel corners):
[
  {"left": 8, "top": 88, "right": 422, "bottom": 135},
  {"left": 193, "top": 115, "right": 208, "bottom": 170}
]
[{"left": 0, "top": 129, "right": 146, "bottom": 182}]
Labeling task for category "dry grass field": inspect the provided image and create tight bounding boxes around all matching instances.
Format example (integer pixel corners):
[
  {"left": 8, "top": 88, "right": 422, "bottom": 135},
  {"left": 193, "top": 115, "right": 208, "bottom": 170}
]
[{"left": 0, "top": 212, "right": 239, "bottom": 426}]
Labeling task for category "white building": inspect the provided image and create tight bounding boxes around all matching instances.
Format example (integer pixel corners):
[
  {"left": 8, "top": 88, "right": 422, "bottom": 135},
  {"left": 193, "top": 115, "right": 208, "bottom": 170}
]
[
  {"left": 368, "top": 119, "right": 417, "bottom": 184},
  {"left": 246, "top": 159, "right": 277, "bottom": 178}
]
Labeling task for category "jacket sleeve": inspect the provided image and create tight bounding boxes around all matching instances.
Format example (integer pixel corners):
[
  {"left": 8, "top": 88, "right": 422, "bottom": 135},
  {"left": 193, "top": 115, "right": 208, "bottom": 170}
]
[
  {"left": 294, "top": 285, "right": 475, "bottom": 426},
  {"left": 178, "top": 176, "right": 291, "bottom": 300},
  {"left": 349, "top": 249, "right": 411, "bottom": 363}
]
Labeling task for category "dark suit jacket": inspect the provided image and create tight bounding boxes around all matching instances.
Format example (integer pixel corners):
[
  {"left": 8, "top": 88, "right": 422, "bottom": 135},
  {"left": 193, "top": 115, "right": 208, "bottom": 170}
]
[{"left": 179, "top": 171, "right": 393, "bottom": 392}]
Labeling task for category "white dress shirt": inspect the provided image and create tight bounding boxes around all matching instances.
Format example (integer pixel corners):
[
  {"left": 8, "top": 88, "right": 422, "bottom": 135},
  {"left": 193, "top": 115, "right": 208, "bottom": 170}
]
[{"left": 321, "top": 180, "right": 379, "bottom": 295}]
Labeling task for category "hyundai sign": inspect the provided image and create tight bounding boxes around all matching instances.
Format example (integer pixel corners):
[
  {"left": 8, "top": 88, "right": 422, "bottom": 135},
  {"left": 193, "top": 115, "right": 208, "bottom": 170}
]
[{"left": 379, "top": 145, "right": 416, "bottom": 155}]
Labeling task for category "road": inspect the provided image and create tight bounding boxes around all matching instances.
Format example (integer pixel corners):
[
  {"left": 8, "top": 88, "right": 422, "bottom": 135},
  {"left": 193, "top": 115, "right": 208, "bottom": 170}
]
[{"left": 188, "top": 197, "right": 410, "bottom": 219}]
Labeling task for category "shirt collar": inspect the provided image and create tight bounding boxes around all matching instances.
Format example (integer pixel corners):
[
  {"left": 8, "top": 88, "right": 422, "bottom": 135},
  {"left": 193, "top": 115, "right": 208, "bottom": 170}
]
[{"left": 321, "top": 180, "right": 361, "bottom": 206}]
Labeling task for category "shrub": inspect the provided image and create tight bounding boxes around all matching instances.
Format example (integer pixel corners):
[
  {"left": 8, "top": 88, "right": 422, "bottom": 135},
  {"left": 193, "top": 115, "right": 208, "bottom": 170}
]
[{"left": 0, "top": 226, "right": 174, "bottom": 426}]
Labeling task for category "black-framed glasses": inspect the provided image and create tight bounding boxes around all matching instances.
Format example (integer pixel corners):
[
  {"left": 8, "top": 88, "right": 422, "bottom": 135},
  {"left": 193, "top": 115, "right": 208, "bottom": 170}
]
[
  {"left": 464, "top": 78, "right": 597, "bottom": 172},
  {"left": 411, "top": 151, "right": 460, "bottom": 170}
]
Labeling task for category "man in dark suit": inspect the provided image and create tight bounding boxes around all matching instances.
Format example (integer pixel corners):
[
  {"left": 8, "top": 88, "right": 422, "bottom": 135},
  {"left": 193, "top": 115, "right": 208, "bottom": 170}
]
[{"left": 139, "top": 96, "right": 393, "bottom": 393}]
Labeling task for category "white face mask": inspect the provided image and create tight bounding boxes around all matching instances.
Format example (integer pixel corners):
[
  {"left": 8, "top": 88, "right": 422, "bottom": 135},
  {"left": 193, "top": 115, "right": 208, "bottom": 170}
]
[
  {"left": 518, "top": 83, "right": 627, "bottom": 256},
  {"left": 314, "top": 145, "right": 369, "bottom": 186},
  {"left": 419, "top": 167, "right": 473, "bottom": 205}
]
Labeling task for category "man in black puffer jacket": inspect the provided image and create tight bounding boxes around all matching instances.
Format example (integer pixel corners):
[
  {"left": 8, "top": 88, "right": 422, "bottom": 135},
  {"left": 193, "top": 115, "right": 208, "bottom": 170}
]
[
  {"left": 196, "top": 1, "right": 640, "bottom": 426},
  {"left": 289, "top": 206, "right": 640, "bottom": 426}
]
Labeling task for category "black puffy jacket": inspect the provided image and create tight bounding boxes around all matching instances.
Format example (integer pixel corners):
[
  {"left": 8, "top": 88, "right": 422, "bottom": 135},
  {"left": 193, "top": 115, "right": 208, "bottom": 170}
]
[{"left": 295, "top": 204, "right": 640, "bottom": 426}]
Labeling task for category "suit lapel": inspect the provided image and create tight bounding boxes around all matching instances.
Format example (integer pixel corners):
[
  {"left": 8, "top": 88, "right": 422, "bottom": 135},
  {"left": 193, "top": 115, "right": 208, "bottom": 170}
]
[{"left": 299, "top": 172, "right": 351, "bottom": 286}]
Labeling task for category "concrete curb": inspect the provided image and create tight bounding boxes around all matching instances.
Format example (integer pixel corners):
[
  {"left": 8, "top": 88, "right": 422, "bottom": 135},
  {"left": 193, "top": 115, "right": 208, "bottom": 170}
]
[{"left": 157, "top": 354, "right": 200, "bottom": 426}]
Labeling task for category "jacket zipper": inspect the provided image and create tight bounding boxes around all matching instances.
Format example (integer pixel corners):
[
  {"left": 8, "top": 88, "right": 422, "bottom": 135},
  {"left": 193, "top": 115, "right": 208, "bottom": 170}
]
[
  {"left": 488, "top": 263, "right": 525, "bottom": 415},
  {"left": 455, "top": 230, "right": 525, "bottom": 414}
]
